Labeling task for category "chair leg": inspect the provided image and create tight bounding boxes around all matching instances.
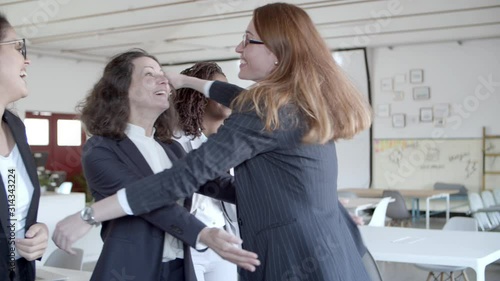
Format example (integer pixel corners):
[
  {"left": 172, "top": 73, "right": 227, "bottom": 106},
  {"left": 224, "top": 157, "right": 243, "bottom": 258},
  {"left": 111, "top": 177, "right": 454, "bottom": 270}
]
[
  {"left": 463, "top": 271, "right": 470, "bottom": 281},
  {"left": 440, "top": 272, "right": 444, "bottom": 281},
  {"left": 450, "top": 272, "right": 454, "bottom": 280},
  {"left": 426, "top": 272, "right": 434, "bottom": 281}
]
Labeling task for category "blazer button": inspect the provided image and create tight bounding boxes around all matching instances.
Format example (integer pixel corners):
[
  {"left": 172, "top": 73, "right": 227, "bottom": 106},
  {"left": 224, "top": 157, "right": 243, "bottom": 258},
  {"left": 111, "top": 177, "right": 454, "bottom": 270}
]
[{"left": 238, "top": 218, "right": 243, "bottom": 226}]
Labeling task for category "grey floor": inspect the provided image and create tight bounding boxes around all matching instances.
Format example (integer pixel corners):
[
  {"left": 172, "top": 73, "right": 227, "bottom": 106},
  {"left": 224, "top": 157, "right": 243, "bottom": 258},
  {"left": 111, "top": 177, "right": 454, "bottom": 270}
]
[{"left": 377, "top": 217, "right": 500, "bottom": 281}]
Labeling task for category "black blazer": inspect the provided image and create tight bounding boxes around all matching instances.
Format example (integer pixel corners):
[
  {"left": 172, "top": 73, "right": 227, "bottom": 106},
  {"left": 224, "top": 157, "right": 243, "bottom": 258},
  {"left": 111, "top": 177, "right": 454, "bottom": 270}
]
[
  {"left": 83, "top": 136, "right": 205, "bottom": 281},
  {"left": 125, "top": 81, "right": 371, "bottom": 281},
  {"left": 0, "top": 111, "right": 40, "bottom": 281}
]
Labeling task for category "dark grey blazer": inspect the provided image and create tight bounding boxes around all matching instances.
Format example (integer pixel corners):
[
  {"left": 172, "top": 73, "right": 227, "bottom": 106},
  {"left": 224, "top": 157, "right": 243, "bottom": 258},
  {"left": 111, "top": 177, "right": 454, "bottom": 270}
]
[
  {"left": 0, "top": 111, "right": 40, "bottom": 281},
  {"left": 83, "top": 136, "right": 204, "bottom": 281},
  {"left": 125, "top": 81, "right": 371, "bottom": 281}
]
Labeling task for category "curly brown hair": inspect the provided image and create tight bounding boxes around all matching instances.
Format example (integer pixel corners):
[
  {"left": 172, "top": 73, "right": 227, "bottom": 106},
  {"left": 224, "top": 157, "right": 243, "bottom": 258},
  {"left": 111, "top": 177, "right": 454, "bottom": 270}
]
[
  {"left": 78, "top": 49, "right": 178, "bottom": 142},
  {"left": 172, "top": 62, "right": 225, "bottom": 137}
]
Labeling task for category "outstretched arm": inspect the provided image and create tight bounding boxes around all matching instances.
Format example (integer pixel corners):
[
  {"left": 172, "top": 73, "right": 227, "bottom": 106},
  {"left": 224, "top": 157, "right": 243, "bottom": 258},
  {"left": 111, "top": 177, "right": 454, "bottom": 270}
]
[{"left": 52, "top": 198, "right": 260, "bottom": 272}]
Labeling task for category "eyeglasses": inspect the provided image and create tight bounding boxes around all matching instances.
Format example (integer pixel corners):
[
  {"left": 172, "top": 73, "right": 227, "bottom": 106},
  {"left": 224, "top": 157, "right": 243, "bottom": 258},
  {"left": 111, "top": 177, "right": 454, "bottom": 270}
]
[
  {"left": 242, "top": 33, "right": 264, "bottom": 48},
  {"left": 0, "top": 38, "right": 27, "bottom": 59}
]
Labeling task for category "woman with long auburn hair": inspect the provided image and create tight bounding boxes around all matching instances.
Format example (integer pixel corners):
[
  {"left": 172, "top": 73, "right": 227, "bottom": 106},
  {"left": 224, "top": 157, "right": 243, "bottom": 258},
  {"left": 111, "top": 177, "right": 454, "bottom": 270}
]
[{"left": 53, "top": 3, "right": 372, "bottom": 281}]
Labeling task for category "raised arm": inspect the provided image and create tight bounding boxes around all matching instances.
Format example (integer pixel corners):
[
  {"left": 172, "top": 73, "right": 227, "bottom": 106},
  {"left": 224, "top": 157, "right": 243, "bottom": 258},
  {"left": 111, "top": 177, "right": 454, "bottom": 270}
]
[{"left": 166, "top": 72, "right": 245, "bottom": 108}]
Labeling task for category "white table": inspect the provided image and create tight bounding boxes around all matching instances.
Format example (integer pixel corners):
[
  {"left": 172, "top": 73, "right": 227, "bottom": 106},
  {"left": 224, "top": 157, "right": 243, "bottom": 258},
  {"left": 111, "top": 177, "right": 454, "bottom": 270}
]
[
  {"left": 36, "top": 265, "right": 91, "bottom": 281},
  {"left": 341, "top": 197, "right": 394, "bottom": 216},
  {"left": 343, "top": 188, "right": 459, "bottom": 228},
  {"left": 359, "top": 226, "right": 500, "bottom": 281}
]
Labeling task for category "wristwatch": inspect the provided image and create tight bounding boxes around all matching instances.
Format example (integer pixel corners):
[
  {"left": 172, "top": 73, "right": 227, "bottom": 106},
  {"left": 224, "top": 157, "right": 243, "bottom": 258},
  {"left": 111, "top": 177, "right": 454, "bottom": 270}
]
[{"left": 80, "top": 206, "right": 100, "bottom": 226}]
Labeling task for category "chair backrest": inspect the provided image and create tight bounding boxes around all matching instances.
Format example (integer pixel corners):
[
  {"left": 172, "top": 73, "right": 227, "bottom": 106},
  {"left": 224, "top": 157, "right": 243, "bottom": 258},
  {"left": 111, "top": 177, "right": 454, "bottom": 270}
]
[
  {"left": 433, "top": 182, "right": 468, "bottom": 197},
  {"left": 382, "top": 190, "right": 411, "bottom": 220},
  {"left": 480, "top": 190, "right": 500, "bottom": 226},
  {"left": 368, "top": 197, "right": 392, "bottom": 227},
  {"left": 49, "top": 171, "right": 67, "bottom": 187},
  {"left": 493, "top": 188, "right": 500, "bottom": 205},
  {"left": 468, "top": 192, "right": 493, "bottom": 231},
  {"left": 362, "top": 248, "right": 384, "bottom": 281},
  {"left": 442, "top": 217, "right": 478, "bottom": 231},
  {"left": 481, "top": 190, "right": 497, "bottom": 207},
  {"left": 56, "top": 182, "right": 73, "bottom": 194},
  {"left": 44, "top": 248, "right": 84, "bottom": 270}
]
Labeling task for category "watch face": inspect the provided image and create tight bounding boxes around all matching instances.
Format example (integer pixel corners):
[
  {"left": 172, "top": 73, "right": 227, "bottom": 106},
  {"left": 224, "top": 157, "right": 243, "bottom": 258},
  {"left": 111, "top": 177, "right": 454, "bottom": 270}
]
[{"left": 82, "top": 207, "right": 92, "bottom": 221}]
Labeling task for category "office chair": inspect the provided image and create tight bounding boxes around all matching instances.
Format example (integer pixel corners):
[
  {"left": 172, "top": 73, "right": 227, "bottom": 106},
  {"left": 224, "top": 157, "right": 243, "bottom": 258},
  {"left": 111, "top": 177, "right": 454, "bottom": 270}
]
[
  {"left": 383, "top": 190, "right": 412, "bottom": 227},
  {"left": 362, "top": 248, "right": 384, "bottom": 281},
  {"left": 468, "top": 192, "right": 497, "bottom": 231},
  {"left": 481, "top": 190, "right": 500, "bottom": 226},
  {"left": 493, "top": 188, "right": 500, "bottom": 205},
  {"left": 368, "top": 197, "right": 392, "bottom": 227},
  {"left": 44, "top": 248, "right": 84, "bottom": 270},
  {"left": 56, "top": 181, "right": 73, "bottom": 194},
  {"left": 414, "top": 217, "right": 476, "bottom": 281}
]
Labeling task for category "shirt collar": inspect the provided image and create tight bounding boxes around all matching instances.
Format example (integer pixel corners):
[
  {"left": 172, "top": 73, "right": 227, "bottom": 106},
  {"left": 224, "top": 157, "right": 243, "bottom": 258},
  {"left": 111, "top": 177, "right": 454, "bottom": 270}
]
[{"left": 125, "top": 123, "right": 156, "bottom": 139}]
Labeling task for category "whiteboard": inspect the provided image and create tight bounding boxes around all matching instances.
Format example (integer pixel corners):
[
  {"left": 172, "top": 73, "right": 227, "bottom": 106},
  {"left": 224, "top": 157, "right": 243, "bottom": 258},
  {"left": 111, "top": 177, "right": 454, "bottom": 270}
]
[
  {"left": 164, "top": 48, "right": 372, "bottom": 189},
  {"left": 334, "top": 49, "right": 371, "bottom": 189},
  {"left": 373, "top": 139, "right": 486, "bottom": 192}
]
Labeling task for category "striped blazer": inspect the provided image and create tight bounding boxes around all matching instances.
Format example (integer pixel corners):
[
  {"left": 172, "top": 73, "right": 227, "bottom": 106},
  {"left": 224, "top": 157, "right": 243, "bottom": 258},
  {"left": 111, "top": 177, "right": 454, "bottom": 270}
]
[{"left": 126, "top": 81, "right": 371, "bottom": 281}]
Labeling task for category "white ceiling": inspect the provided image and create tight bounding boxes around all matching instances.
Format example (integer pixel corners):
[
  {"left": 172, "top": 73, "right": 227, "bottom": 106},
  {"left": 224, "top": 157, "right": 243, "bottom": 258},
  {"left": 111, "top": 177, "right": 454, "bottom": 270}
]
[{"left": 2, "top": 0, "right": 500, "bottom": 65}]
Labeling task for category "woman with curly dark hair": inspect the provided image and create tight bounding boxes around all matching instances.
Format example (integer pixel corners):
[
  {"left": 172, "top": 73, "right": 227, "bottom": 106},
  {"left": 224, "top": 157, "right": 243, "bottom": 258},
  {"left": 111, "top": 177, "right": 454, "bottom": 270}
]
[
  {"left": 77, "top": 50, "right": 245, "bottom": 281},
  {"left": 172, "top": 62, "right": 237, "bottom": 281}
]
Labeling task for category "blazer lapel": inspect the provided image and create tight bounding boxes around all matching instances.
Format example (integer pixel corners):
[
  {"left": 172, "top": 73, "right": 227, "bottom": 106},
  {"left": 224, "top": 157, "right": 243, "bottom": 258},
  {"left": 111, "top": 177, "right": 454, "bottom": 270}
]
[
  {"left": 1, "top": 111, "right": 40, "bottom": 235},
  {"left": 157, "top": 141, "right": 193, "bottom": 210},
  {"left": 116, "top": 137, "right": 193, "bottom": 210},
  {"left": 115, "top": 138, "right": 154, "bottom": 177}
]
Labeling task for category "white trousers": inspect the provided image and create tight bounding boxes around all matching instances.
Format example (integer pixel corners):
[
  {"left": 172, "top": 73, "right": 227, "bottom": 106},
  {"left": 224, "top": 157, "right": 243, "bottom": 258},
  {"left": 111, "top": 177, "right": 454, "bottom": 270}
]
[{"left": 191, "top": 246, "right": 238, "bottom": 281}]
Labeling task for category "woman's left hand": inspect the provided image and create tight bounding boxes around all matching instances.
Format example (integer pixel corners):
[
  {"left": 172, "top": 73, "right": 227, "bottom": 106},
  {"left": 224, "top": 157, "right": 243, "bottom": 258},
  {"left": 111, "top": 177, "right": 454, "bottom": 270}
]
[
  {"left": 52, "top": 212, "right": 92, "bottom": 254},
  {"left": 16, "top": 223, "right": 49, "bottom": 261}
]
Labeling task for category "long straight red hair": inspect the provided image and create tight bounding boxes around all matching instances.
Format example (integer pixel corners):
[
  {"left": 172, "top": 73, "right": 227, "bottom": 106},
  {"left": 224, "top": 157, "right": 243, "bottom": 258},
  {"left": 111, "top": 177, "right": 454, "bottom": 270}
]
[{"left": 232, "top": 3, "right": 372, "bottom": 144}]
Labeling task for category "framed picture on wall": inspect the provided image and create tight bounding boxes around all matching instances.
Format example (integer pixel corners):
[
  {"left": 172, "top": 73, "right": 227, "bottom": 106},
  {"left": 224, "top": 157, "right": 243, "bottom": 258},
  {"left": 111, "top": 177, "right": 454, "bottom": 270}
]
[
  {"left": 381, "top": 78, "right": 393, "bottom": 91},
  {"left": 410, "top": 69, "right": 423, "bottom": 84},
  {"left": 393, "top": 91, "right": 404, "bottom": 101},
  {"left": 433, "top": 103, "right": 450, "bottom": 117},
  {"left": 434, "top": 117, "right": 446, "bottom": 127},
  {"left": 392, "top": 113, "right": 406, "bottom": 128},
  {"left": 413, "top": 87, "right": 430, "bottom": 100},
  {"left": 377, "top": 104, "right": 391, "bottom": 117},
  {"left": 420, "top": 107, "right": 433, "bottom": 122}
]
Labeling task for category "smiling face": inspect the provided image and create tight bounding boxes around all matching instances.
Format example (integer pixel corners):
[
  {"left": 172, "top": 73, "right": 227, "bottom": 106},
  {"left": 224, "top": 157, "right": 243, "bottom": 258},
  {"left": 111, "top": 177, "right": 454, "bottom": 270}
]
[
  {"left": 235, "top": 19, "right": 278, "bottom": 82},
  {"left": 0, "top": 27, "right": 30, "bottom": 106},
  {"left": 128, "top": 56, "right": 171, "bottom": 121}
]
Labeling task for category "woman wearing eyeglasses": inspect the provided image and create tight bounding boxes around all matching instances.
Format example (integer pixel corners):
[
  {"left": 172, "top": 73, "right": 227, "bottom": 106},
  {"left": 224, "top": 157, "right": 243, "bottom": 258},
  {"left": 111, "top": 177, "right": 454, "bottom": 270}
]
[
  {"left": 53, "top": 3, "right": 372, "bottom": 280},
  {"left": 0, "top": 13, "right": 49, "bottom": 281}
]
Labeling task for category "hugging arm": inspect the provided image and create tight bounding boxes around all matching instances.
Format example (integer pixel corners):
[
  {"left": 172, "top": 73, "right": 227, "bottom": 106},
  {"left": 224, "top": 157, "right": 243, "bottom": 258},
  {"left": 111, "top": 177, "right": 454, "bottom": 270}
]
[
  {"left": 83, "top": 141, "right": 205, "bottom": 246},
  {"left": 199, "top": 173, "right": 236, "bottom": 204}
]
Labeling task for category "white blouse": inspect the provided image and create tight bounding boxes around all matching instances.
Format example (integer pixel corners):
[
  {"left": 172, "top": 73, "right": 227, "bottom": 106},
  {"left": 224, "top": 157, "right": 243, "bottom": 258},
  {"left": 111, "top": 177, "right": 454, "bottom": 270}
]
[
  {"left": 0, "top": 144, "right": 34, "bottom": 260},
  {"left": 124, "top": 123, "right": 183, "bottom": 262}
]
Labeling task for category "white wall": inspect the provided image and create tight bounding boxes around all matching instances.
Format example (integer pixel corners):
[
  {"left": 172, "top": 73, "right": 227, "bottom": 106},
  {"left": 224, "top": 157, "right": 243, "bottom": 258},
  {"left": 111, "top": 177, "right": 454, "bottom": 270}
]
[
  {"left": 371, "top": 38, "right": 500, "bottom": 139},
  {"left": 13, "top": 55, "right": 104, "bottom": 118},
  {"left": 370, "top": 38, "right": 500, "bottom": 191}
]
